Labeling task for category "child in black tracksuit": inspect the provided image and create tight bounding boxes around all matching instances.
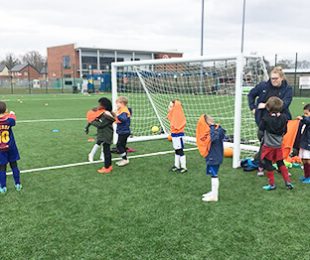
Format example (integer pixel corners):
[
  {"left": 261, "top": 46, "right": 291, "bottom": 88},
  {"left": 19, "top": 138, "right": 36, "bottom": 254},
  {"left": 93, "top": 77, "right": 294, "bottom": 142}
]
[{"left": 91, "top": 98, "right": 115, "bottom": 174}]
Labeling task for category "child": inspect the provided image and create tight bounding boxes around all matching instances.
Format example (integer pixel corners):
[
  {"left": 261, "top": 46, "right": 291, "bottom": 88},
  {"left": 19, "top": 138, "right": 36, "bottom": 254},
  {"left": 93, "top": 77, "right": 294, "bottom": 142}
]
[
  {"left": 115, "top": 96, "right": 131, "bottom": 167},
  {"left": 167, "top": 99, "right": 187, "bottom": 173},
  {"left": 0, "top": 101, "right": 22, "bottom": 193},
  {"left": 196, "top": 114, "right": 226, "bottom": 202},
  {"left": 297, "top": 103, "right": 310, "bottom": 184},
  {"left": 89, "top": 97, "right": 115, "bottom": 174},
  {"left": 85, "top": 105, "right": 106, "bottom": 162},
  {"left": 259, "top": 96, "right": 293, "bottom": 190}
]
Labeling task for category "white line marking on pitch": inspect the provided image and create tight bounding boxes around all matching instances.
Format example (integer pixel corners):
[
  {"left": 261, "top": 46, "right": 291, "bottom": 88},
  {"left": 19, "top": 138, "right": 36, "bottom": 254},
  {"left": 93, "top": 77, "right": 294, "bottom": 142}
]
[
  {"left": 6, "top": 148, "right": 198, "bottom": 175},
  {"left": 18, "top": 118, "right": 85, "bottom": 123}
]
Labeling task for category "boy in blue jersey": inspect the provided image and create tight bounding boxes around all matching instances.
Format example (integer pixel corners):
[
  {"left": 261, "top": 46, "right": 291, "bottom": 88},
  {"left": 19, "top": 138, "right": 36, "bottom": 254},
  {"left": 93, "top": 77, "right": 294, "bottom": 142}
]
[
  {"left": 0, "top": 101, "right": 21, "bottom": 194},
  {"left": 115, "top": 96, "right": 132, "bottom": 167},
  {"left": 196, "top": 114, "right": 226, "bottom": 202}
]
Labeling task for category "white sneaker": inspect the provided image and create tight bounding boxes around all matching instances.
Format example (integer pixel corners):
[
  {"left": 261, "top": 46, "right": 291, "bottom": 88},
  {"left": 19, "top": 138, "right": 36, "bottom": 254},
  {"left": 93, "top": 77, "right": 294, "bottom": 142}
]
[
  {"left": 116, "top": 159, "right": 129, "bottom": 167},
  {"left": 202, "top": 193, "right": 218, "bottom": 202},
  {"left": 88, "top": 154, "right": 94, "bottom": 162},
  {"left": 202, "top": 192, "right": 212, "bottom": 198},
  {"left": 257, "top": 170, "right": 264, "bottom": 177}
]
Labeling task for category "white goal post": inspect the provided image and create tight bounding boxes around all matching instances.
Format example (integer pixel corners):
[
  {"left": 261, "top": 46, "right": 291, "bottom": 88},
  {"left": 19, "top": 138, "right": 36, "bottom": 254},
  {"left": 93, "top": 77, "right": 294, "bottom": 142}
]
[{"left": 111, "top": 54, "right": 268, "bottom": 168}]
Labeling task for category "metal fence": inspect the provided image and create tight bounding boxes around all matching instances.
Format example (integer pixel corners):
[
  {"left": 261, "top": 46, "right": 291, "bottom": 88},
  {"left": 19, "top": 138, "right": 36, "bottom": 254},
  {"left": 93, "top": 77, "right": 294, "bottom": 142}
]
[
  {"left": 269, "top": 52, "right": 310, "bottom": 97},
  {"left": 0, "top": 78, "right": 83, "bottom": 94}
]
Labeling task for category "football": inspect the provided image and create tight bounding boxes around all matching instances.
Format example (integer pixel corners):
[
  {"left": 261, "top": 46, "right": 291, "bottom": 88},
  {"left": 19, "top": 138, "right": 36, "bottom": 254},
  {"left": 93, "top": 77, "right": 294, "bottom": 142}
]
[{"left": 151, "top": 126, "right": 159, "bottom": 133}]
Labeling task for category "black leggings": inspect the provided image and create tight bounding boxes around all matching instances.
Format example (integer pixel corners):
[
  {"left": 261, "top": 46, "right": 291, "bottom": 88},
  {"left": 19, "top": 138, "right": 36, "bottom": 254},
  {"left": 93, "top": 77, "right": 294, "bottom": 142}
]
[
  {"left": 103, "top": 143, "right": 111, "bottom": 168},
  {"left": 0, "top": 161, "right": 18, "bottom": 171},
  {"left": 117, "top": 134, "right": 130, "bottom": 156}
]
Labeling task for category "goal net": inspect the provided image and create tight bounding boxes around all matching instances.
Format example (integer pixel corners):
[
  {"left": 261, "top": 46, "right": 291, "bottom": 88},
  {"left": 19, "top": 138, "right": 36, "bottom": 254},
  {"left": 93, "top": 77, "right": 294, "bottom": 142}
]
[{"left": 111, "top": 54, "right": 268, "bottom": 168}]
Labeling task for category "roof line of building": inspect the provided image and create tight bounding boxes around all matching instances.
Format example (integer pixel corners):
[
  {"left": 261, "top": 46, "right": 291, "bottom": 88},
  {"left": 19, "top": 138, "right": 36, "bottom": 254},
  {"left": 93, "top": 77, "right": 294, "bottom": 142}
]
[
  {"left": 76, "top": 46, "right": 182, "bottom": 54},
  {"left": 47, "top": 43, "right": 182, "bottom": 55}
]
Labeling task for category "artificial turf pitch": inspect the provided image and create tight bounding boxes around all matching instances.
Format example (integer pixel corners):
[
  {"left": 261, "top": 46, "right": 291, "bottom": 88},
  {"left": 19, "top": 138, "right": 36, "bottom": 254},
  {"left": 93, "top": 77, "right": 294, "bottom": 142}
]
[{"left": 0, "top": 94, "right": 309, "bottom": 259}]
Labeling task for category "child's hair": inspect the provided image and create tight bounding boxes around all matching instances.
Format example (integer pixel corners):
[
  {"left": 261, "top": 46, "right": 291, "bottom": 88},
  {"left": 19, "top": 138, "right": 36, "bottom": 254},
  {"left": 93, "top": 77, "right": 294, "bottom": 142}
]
[
  {"left": 304, "top": 103, "right": 310, "bottom": 111},
  {"left": 265, "top": 96, "right": 283, "bottom": 113},
  {"left": 98, "top": 97, "right": 112, "bottom": 112},
  {"left": 116, "top": 96, "right": 128, "bottom": 106},
  {"left": 0, "top": 101, "right": 7, "bottom": 114}
]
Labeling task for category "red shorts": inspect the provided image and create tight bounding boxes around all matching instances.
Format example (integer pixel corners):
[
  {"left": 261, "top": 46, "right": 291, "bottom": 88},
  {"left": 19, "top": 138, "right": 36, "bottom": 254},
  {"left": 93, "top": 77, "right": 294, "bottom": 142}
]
[{"left": 261, "top": 145, "right": 283, "bottom": 162}]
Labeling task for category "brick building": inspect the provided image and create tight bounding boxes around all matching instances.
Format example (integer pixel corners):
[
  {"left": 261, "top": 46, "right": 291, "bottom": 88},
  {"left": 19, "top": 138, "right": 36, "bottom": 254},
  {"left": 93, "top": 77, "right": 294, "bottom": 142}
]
[
  {"left": 47, "top": 43, "right": 183, "bottom": 79},
  {"left": 11, "top": 64, "right": 41, "bottom": 80}
]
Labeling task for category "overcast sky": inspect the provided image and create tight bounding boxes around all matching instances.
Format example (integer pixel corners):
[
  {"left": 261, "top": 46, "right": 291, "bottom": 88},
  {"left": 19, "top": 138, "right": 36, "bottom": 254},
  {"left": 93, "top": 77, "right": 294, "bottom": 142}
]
[{"left": 0, "top": 0, "right": 309, "bottom": 63}]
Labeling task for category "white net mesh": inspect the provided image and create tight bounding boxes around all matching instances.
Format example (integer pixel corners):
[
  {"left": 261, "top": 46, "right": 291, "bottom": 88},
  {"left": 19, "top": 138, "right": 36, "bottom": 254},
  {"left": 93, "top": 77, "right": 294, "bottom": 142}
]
[{"left": 113, "top": 56, "right": 267, "bottom": 156}]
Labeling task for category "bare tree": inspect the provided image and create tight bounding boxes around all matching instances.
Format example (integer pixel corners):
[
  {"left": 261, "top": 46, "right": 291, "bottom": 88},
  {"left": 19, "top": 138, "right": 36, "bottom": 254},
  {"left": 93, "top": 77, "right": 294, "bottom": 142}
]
[
  {"left": 0, "top": 53, "right": 21, "bottom": 70},
  {"left": 297, "top": 60, "right": 310, "bottom": 69},
  {"left": 21, "top": 51, "right": 46, "bottom": 72},
  {"left": 276, "top": 59, "right": 295, "bottom": 69}
]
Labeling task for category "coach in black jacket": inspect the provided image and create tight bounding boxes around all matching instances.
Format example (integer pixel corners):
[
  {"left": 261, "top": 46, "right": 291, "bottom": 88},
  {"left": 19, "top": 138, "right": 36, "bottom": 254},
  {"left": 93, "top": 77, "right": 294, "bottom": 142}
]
[{"left": 248, "top": 66, "right": 293, "bottom": 126}]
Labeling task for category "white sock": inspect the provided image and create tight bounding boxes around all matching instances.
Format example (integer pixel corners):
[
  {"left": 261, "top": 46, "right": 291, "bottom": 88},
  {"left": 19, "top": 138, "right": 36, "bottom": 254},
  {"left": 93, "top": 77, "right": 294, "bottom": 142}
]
[
  {"left": 180, "top": 155, "right": 186, "bottom": 169},
  {"left": 211, "top": 178, "right": 219, "bottom": 198},
  {"left": 175, "top": 154, "right": 180, "bottom": 168},
  {"left": 89, "top": 144, "right": 100, "bottom": 158}
]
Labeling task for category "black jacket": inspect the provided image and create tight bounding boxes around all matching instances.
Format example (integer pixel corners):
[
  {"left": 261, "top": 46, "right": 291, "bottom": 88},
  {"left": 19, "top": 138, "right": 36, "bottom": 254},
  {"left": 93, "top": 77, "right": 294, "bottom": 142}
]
[
  {"left": 300, "top": 116, "right": 310, "bottom": 150},
  {"left": 91, "top": 113, "right": 115, "bottom": 144},
  {"left": 259, "top": 113, "right": 287, "bottom": 148},
  {"left": 248, "top": 79, "right": 292, "bottom": 126}
]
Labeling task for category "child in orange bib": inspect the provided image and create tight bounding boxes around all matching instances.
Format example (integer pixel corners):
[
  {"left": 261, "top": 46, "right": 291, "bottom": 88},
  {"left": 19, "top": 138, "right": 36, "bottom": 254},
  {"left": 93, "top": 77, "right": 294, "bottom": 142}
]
[{"left": 167, "top": 100, "right": 187, "bottom": 173}]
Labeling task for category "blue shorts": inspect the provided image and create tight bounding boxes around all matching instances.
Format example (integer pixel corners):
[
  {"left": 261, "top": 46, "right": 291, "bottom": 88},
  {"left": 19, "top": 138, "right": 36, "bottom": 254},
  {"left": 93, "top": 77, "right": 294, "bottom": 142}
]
[
  {"left": 206, "top": 165, "right": 220, "bottom": 177},
  {"left": 0, "top": 145, "right": 20, "bottom": 165}
]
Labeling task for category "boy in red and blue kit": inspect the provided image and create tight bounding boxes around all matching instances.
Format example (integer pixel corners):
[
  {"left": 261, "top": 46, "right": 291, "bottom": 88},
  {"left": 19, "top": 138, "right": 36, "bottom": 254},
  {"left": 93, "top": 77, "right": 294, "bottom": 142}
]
[
  {"left": 259, "top": 96, "right": 293, "bottom": 191},
  {"left": 0, "top": 101, "right": 22, "bottom": 194}
]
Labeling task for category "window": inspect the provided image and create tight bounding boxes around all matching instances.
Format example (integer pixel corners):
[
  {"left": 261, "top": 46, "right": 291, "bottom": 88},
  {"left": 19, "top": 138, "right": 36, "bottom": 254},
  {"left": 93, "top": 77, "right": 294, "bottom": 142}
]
[
  {"left": 63, "top": 56, "right": 71, "bottom": 69},
  {"left": 99, "top": 57, "right": 114, "bottom": 72},
  {"left": 82, "top": 56, "right": 97, "bottom": 70}
]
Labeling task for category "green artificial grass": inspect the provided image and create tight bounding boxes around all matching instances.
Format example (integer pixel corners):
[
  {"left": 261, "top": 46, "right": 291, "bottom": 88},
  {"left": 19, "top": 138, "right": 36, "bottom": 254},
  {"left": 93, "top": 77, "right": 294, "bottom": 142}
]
[{"left": 0, "top": 94, "right": 309, "bottom": 260}]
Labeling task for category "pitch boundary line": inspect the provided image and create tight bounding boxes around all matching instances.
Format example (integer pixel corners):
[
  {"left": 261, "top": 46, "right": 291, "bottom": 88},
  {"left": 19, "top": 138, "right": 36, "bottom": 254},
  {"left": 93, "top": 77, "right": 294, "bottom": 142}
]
[
  {"left": 6, "top": 147, "right": 198, "bottom": 175},
  {"left": 18, "top": 118, "right": 85, "bottom": 123},
  {"left": 17, "top": 115, "right": 242, "bottom": 123}
]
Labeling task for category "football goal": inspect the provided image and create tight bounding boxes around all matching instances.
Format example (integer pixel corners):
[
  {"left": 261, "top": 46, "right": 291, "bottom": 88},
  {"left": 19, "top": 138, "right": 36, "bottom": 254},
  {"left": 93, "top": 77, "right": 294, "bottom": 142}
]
[{"left": 111, "top": 54, "right": 268, "bottom": 168}]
